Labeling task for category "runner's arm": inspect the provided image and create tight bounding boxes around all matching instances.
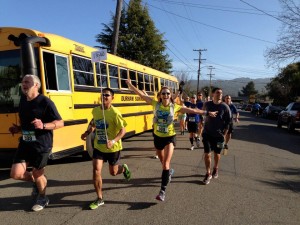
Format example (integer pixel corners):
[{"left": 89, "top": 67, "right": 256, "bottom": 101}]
[{"left": 126, "top": 79, "right": 153, "bottom": 105}]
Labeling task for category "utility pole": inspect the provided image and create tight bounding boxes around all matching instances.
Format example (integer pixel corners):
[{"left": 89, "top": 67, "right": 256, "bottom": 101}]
[
  {"left": 112, "top": 0, "right": 123, "bottom": 55},
  {"left": 207, "top": 66, "right": 215, "bottom": 99},
  {"left": 193, "top": 49, "right": 207, "bottom": 95}
]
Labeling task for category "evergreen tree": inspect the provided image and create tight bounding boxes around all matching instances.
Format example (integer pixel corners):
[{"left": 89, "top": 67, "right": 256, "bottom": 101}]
[
  {"left": 238, "top": 81, "right": 258, "bottom": 97},
  {"left": 95, "top": 0, "right": 172, "bottom": 73}
]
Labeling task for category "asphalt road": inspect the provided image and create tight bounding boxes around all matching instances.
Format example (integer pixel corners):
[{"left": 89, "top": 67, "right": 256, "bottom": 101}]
[{"left": 0, "top": 111, "right": 299, "bottom": 225}]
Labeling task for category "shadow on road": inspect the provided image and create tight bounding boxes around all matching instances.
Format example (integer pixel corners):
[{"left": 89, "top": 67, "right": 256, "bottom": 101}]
[
  {"left": 257, "top": 167, "right": 300, "bottom": 193},
  {"left": 234, "top": 111, "right": 300, "bottom": 155}
]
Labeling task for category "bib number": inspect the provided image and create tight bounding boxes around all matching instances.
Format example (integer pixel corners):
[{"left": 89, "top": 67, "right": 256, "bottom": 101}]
[
  {"left": 22, "top": 130, "right": 36, "bottom": 142},
  {"left": 157, "top": 125, "right": 168, "bottom": 133},
  {"left": 189, "top": 117, "right": 196, "bottom": 122},
  {"left": 96, "top": 130, "right": 106, "bottom": 144}
]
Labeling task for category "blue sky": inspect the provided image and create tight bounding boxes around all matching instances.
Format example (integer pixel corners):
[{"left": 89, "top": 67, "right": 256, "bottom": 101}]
[{"left": 0, "top": 0, "right": 283, "bottom": 81}]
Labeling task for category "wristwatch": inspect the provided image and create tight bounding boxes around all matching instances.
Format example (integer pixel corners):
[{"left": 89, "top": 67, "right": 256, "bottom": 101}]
[{"left": 43, "top": 123, "right": 46, "bottom": 129}]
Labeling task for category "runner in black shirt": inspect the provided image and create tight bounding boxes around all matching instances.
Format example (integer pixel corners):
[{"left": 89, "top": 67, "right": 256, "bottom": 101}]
[
  {"left": 9, "top": 74, "right": 64, "bottom": 211},
  {"left": 202, "top": 88, "right": 231, "bottom": 184}
]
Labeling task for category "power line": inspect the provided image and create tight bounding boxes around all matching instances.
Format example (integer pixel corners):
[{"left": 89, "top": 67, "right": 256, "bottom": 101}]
[
  {"left": 147, "top": 3, "right": 276, "bottom": 44},
  {"left": 150, "top": 0, "right": 279, "bottom": 15},
  {"left": 240, "top": 0, "right": 300, "bottom": 29}
]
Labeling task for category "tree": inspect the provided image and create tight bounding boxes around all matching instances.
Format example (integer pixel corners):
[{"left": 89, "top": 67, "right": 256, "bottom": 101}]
[
  {"left": 266, "top": 62, "right": 300, "bottom": 105},
  {"left": 265, "top": 0, "right": 300, "bottom": 66},
  {"left": 95, "top": 0, "right": 172, "bottom": 73},
  {"left": 238, "top": 81, "right": 258, "bottom": 97}
]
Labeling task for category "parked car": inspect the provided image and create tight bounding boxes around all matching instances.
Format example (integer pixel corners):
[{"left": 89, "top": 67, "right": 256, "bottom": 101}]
[
  {"left": 277, "top": 102, "right": 300, "bottom": 132},
  {"left": 261, "top": 105, "right": 283, "bottom": 119}
]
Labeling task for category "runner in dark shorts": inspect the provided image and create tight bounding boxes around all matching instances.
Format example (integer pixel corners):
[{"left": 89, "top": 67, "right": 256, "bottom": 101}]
[{"left": 9, "top": 74, "right": 64, "bottom": 212}]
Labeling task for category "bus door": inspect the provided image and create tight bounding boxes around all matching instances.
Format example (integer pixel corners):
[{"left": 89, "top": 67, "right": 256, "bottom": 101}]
[
  {"left": 43, "top": 51, "right": 75, "bottom": 154},
  {"left": 43, "top": 51, "right": 73, "bottom": 119}
]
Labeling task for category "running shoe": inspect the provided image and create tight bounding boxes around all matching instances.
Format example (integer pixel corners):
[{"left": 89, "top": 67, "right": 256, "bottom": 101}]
[
  {"left": 89, "top": 198, "right": 104, "bottom": 210},
  {"left": 196, "top": 138, "right": 201, "bottom": 148},
  {"left": 190, "top": 145, "right": 194, "bottom": 151},
  {"left": 224, "top": 144, "right": 228, "bottom": 149},
  {"left": 31, "top": 182, "right": 39, "bottom": 198},
  {"left": 31, "top": 195, "right": 49, "bottom": 212},
  {"left": 156, "top": 190, "right": 166, "bottom": 201},
  {"left": 123, "top": 164, "right": 131, "bottom": 181},
  {"left": 203, "top": 173, "right": 212, "bottom": 185},
  {"left": 168, "top": 168, "right": 174, "bottom": 184},
  {"left": 212, "top": 168, "right": 218, "bottom": 179},
  {"left": 152, "top": 155, "right": 158, "bottom": 159}
]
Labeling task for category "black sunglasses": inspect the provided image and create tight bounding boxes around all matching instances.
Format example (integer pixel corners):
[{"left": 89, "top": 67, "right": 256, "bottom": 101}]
[
  {"left": 161, "top": 92, "right": 171, "bottom": 95},
  {"left": 102, "top": 94, "right": 111, "bottom": 97}
]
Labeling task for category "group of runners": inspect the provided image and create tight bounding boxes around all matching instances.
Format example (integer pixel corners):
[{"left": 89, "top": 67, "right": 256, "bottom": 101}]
[{"left": 9, "top": 75, "right": 239, "bottom": 211}]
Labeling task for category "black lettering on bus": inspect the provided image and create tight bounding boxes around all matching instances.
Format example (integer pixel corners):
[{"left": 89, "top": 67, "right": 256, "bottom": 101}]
[{"left": 121, "top": 96, "right": 134, "bottom": 101}]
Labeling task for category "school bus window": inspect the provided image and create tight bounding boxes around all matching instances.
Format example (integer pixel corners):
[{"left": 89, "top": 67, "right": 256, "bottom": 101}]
[
  {"left": 108, "top": 64, "right": 119, "bottom": 89},
  {"left": 173, "top": 81, "right": 177, "bottom": 93},
  {"left": 138, "top": 72, "right": 144, "bottom": 90},
  {"left": 166, "top": 80, "right": 170, "bottom": 88},
  {"left": 170, "top": 81, "right": 174, "bottom": 93},
  {"left": 43, "top": 52, "right": 70, "bottom": 91},
  {"left": 43, "top": 52, "right": 57, "bottom": 90},
  {"left": 154, "top": 77, "right": 159, "bottom": 91},
  {"left": 56, "top": 55, "right": 70, "bottom": 91},
  {"left": 120, "top": 68, "right": 128, "bottom": 89},
  {"left": 160, "top": 78, "right": 165, "bottom": 88},
  {"left": 96, "top": 62, "right": 108, "bottom": 88},
  {"left": 144, "top": 74, "right": 150, "bottom": 91},
  {"left": 129, "top": 70, "right": 137, "bottom": 87},
  {"left": 150, "top": 75, "right": 154, "bottom": 91},
  {"left": 0, "top": 49, "right": 22, "bottom": 112},
  {"left": 72, "top": 55, "right": 94, "bottom": 86}
]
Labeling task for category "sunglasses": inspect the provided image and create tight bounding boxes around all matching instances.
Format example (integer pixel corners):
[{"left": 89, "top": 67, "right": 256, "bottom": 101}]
[
  {"left": 198, "top": 95, "right": 202, "bottom": 96},
  {"left": 161, "top": 92, "right": 171, "bottom": 95},
  {"left": 102, "top": 94, "right": 111, "bottom": 97}
]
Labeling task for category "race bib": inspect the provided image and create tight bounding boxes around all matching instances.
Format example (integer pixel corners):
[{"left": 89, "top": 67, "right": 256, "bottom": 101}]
[
  {"left": 22, "top": 130, "right": 36, "bottom": 142},
  {"left": 189, "top": 117, "right": 196, "bottom": 122},
  {"left": 157, "top": 125, "right": 168, "bottom": 133},
  {"left": 96, "top": 130, "right": 106, "bottom": 144}
]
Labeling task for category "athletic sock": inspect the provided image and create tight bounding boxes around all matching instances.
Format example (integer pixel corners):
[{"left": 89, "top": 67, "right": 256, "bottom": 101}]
[
  {"left": 189, "top": 138, "right": 193, "bottom": 145},
  {"left": 161, "top": 169, "right": 169, "bottom": 191}
]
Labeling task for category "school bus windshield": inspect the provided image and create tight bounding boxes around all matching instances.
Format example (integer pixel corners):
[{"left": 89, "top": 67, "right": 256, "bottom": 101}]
[{"left": 0, "top": 49, "right": 22, "bottom": 113}]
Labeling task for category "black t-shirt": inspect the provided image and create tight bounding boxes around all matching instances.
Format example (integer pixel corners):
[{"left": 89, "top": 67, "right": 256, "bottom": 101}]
[
  {"left": 19, "top": 94, "right": 62, "bottom": 152},
  {"left": 203, "top": 101, "right": 231, "bottom": 137}
]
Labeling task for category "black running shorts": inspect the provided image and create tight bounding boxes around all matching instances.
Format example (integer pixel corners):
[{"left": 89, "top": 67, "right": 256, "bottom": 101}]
[
  {"left": 93, "top": 149, "right": 121, "bottom": 166},
  {"left": 153, "top": 134, "right": 176, "bottom": 150}
]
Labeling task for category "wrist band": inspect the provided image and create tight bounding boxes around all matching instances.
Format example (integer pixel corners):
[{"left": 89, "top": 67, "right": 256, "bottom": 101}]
[{"left": 111, "top": 140, "right": 116, "bottom": 145}]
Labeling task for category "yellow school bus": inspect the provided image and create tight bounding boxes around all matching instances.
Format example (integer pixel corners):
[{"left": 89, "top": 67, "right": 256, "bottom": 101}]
[{"left": 0, "top": 27, "right": 178, "bottom": 160}]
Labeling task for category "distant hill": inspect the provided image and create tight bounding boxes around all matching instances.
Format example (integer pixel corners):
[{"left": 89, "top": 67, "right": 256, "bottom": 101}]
[{"left": 188, "top": 77, "right": 272, "bottom": 97}]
